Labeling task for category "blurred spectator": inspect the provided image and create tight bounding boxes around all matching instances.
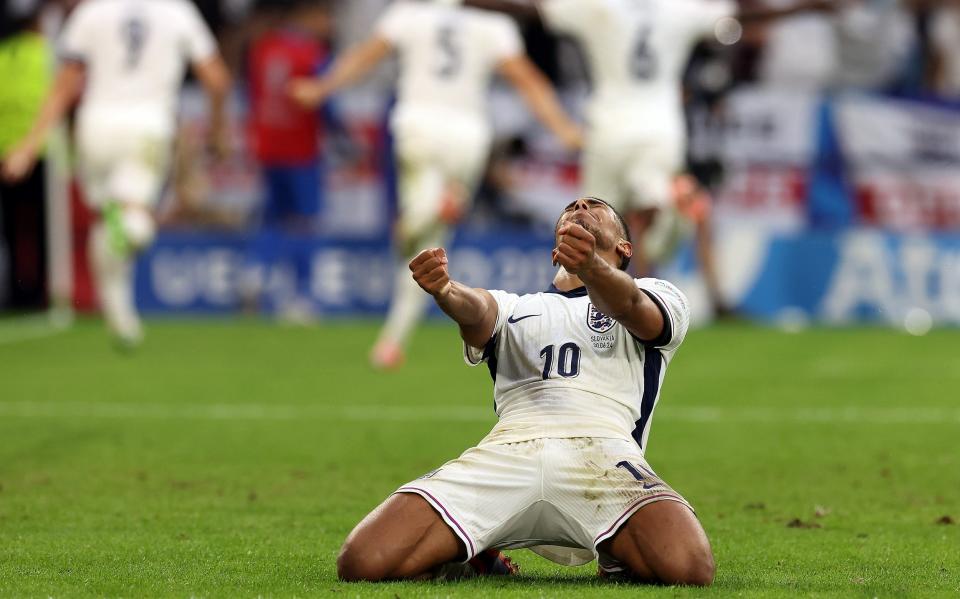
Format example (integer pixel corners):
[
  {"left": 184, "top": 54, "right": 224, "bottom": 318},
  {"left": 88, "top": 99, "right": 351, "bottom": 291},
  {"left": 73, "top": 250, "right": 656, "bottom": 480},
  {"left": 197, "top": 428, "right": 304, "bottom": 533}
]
[
  {"left": 929, "top": 0, "right": 960, "bottom": 98},
  {"left": 834, "top": 0, "right": 916, "bottom": 90},
  {"left": 757, "top": 0, "right": 836, "bottom": 89},
  {"left": 758, "top": 0, "right": 917, "bottom": 92},
  {"left": 0, "top": 0, "right": 50, "bottom": 309},
  {"left": 245, "top": 0, "right": 340, "bottom": 318}
]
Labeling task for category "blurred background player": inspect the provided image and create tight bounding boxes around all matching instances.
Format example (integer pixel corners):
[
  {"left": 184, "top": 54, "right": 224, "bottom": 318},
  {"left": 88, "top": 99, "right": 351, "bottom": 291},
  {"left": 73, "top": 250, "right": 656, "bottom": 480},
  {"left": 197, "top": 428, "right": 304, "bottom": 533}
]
[
  {"left": 0, "top": 0, "right": 51, "bottom": 312},
  {"left": 290, "top": 0, "right": 582, "bottom": 369},
  {"left": 245, "top": 0, "right": 342, "bottom": 320},
  {"left": 1, "top": 0, "right": 231, "bottom": 346},
  {"left": 467, "top": 0, "right": 833, "bottom": 278}
]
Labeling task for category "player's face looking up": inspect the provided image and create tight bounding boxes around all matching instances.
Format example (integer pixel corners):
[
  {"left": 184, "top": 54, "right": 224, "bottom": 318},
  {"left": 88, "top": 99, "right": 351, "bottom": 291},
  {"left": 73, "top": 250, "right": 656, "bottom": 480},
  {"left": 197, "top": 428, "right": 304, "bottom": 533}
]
[{"left": 555, "top": 197, "right": 632, "bottom": 270}]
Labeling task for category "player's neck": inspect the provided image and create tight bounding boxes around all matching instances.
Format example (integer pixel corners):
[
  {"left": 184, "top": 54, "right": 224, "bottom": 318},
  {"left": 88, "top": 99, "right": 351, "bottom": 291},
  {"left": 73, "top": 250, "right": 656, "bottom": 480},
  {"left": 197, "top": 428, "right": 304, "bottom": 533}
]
[{"left": 552, "top": 268, "right": 585, "bottom": 292}]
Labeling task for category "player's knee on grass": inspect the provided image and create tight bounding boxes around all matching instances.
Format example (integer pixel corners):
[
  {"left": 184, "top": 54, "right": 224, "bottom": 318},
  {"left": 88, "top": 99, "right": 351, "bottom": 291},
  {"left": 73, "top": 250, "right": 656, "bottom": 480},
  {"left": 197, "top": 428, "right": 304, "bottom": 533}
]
[
  {"left": 608, "top": 501, "right": 715, "bottom": 586},
  {"left": 336, "top": 540, "right": 392, "bottom": 582},
  {"left": 653, "top": 542, "right": 715, "bottom": 587}
]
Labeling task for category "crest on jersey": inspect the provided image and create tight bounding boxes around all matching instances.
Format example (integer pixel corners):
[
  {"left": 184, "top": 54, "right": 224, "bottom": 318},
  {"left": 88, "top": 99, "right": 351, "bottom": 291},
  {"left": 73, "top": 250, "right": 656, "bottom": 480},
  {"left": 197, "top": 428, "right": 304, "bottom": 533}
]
[{"left": 587, "top": 303, "right": 615, "bottom": 333}]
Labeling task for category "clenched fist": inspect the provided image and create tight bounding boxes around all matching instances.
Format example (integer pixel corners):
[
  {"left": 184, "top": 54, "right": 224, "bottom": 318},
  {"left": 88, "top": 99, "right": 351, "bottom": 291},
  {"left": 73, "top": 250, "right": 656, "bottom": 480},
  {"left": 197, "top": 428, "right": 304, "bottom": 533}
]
[
  {"left": 552, "top": 222, "right": 597, "bottom": 276},
  {"left": 409, "top": 247, "right": 452, "bottom": 297}
]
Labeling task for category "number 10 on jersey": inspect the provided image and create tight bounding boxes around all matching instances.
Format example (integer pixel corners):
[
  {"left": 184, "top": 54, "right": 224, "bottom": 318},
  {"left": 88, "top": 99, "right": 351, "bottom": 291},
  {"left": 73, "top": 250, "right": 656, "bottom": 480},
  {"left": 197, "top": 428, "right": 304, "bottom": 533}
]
[{"left": 539, "top": 343, "right": 581, "bottom": 380}]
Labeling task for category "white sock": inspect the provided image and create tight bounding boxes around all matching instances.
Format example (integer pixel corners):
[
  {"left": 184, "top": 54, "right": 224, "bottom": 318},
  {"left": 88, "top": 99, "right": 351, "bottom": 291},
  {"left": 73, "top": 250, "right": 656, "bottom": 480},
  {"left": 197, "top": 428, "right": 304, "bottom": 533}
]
[
  {"left": 90, "top": 222, "right": 142, "bottom": 341},
  {"left": 377, "top": 228, "right": 449, "bottom": 349},
  {"left": 378, "top": 265, "right": 432, "bottom": 348}
]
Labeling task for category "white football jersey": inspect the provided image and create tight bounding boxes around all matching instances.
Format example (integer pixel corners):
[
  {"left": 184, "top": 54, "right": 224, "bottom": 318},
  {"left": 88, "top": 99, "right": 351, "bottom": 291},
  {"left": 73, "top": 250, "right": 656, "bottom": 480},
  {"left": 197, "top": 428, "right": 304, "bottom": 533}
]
[
  {"left": 466, "top": 278, "right": 690, "bottom": 452},
  {"left": 376, "top": 1, "right": 523, "bottom": 122},
  {"left": 59, "top": 0, "right": 217, "bottom": 134},
  {"left": 539, "top": 0, "right": 735, "bottom": 135}
]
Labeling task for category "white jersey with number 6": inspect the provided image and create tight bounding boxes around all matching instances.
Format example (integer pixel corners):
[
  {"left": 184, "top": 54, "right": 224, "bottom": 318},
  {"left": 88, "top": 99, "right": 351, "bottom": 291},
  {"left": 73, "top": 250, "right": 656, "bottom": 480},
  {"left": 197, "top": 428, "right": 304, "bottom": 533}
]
[
  {"left": 59, "top": 0, "right": 217, "bottom": 137},
  {"left": 466, "top": 278, "right": 690, "bottom": 452},
  {"left": 539, "top": 0, "right": 735, "bottom": 136}
]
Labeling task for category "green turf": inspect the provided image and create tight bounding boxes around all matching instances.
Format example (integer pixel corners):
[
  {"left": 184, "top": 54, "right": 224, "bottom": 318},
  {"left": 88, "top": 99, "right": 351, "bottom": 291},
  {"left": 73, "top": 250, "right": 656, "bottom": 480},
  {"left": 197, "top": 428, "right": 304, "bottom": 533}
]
[{"left": 0, "top": 318, "right": 958, "bottom": 597}]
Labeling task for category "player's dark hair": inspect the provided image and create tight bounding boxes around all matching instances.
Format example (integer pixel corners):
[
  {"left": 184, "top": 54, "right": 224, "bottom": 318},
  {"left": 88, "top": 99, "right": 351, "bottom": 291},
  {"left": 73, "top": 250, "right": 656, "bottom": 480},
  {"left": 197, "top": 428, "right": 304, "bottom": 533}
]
[{"left": 555, "top": 196, "right": 632, "bottom": 271}]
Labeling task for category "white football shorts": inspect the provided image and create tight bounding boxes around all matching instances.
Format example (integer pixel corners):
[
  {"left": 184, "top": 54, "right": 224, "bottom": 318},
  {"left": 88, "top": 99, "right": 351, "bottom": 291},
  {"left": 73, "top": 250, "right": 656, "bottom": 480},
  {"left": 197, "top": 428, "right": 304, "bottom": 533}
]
[
  {"left": 581, "top": 128, "right": 684, "bottom": 213},
  {"left": 391, "top": 105, "right": 491, "bottom": 240},
  {"left": 395, "top": 436, "right": 691, "bottom": 566},
  {"left": 75, "top": 107, "right": 173, "bottom": 209}
]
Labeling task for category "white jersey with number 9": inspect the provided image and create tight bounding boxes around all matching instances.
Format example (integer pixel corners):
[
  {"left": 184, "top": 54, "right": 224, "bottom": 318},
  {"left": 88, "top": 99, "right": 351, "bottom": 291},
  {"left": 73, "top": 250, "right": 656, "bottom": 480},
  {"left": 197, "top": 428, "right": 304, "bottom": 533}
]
[{"left": 59, "top": 0, "right": 217, "bottom": 137}]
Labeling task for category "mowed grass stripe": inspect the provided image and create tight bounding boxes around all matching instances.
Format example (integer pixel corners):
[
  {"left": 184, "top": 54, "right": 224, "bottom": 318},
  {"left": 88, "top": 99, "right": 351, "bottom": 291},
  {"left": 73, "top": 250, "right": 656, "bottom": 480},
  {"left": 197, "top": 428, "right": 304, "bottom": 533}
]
[{"left": 1, "top": 400, "right": 959, "bottom": 424}]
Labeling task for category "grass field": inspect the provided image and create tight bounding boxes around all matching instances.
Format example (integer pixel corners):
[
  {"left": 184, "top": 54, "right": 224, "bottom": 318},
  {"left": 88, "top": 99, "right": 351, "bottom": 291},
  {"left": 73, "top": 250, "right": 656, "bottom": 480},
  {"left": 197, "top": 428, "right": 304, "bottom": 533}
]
[{"left": 1, "top": 318, "right": 958, "bottom": 597}]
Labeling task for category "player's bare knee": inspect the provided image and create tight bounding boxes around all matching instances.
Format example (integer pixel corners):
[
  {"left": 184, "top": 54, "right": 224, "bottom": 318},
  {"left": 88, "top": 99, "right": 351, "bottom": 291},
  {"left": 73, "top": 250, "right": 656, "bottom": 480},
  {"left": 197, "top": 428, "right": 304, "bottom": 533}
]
[
  {"left": 336, "top": 541, "right": 390, "bottom": 582},
  {"left": 659, "top": 546, "right": 714, "bottom": 587}
]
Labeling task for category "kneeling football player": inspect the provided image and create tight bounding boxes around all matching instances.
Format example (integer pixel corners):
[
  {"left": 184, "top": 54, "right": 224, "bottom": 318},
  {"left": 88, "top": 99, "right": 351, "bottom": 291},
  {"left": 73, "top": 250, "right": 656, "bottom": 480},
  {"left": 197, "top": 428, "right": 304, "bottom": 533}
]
[{"left": 337, "top": 197, "right": 713, "bottom": 585}]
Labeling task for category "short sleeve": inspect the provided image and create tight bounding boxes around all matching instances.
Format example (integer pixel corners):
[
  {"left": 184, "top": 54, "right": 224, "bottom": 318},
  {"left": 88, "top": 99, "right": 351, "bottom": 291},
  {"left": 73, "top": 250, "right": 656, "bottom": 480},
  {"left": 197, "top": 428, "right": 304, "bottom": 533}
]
[
  {"left": 671, "top": 0, "right": 738, "bottom": 41},
  {"left": 464, "top": 289, "right": 521, "bottom": 365},
  {"left": 489, "top": 15, "right": 524, "bottom": 62},
  {"left": 58, "top": 4, "right": 95, "bottom": 62},
  {"left": 181, "top": 1, "right": 217, "bottom": 63},
  {"left": 376, "top": 2, "right": 412, "bottom": 45},
  {"left": 635, "top": 278, "right": 690, "bottom": 352},
  {"left": 538, "top": 0, "right": 592, "bottom": 35}
]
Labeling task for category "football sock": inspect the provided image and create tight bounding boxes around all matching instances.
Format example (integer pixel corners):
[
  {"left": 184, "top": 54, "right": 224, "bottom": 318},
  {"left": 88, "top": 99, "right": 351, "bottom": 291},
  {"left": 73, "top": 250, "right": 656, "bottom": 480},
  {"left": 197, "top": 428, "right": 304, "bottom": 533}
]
[
  {"left": 378, "top": 262, "right": 431, "bottom": 349},
  {"left": 377, "top": 225, "right": 449, "bottom": 349},
  {"left": 90, "top": 221, "right": 142, "bottom": 343}
]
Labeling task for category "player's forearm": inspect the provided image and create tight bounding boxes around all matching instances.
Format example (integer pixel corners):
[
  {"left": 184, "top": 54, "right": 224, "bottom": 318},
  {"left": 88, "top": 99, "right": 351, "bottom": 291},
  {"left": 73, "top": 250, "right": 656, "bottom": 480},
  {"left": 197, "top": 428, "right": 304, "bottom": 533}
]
[
  {"left": 579, "top": 261, "right": 664, "bottom": 342},
  {"left": 194, "top": 56, "right": 231, "bottom": 138},
  {"left": 319, "top": 37, "right": 392, "bottom": 96},
  {"left": 19, "top": 66, "right": 83, "bottom": 152},
  {"left": 521, "top": 80, "right": 579, "bottom": 146},
  {"left": 434, "top": 283, "right": 497, "bottom": 348},
  {"left": 506, "top": 59, "right": 581, "bottom": 149}
]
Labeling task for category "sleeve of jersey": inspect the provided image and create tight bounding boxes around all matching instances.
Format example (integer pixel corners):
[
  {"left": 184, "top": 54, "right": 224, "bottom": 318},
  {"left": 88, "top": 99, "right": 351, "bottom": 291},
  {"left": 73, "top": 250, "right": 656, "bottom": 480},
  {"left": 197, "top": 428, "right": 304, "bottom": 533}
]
[
  {"left": 491, "top": 17, "right": 524, "bottom": 62},
  {"left": 634, "top": 278, "right": 691, "bottom": 352},
  {"left": 463, "top": 290, "right": 521, "bottom": 366},
  {"left": 375, "top": 3, "right": 409, "bottom": 44},
  {"left": 58, "top": 6, "right": 92, "bottom": 63},
  {"left": 183, "top": 3, "right": 218, "bottom": 63},
  {"left": 537, "top": 0, "right": 586, "bottom": 35}
]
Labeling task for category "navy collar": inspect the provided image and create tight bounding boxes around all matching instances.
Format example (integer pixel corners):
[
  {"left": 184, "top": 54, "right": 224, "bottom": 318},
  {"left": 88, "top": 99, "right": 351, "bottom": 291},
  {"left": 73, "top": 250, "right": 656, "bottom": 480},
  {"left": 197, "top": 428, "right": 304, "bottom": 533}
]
[{"left": 545, "top": 284, "right": 589, "bottom": 298}]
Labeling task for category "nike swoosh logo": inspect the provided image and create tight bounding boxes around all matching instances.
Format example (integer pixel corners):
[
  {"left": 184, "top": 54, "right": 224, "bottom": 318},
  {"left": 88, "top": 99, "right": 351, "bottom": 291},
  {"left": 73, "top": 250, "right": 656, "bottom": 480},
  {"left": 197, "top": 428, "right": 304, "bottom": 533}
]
[
  {"left": 642, "top": 482, "right": 664, "bottom": 490},
  {"left": 507, "top": 314, "right": 541, "bottom": 324}
]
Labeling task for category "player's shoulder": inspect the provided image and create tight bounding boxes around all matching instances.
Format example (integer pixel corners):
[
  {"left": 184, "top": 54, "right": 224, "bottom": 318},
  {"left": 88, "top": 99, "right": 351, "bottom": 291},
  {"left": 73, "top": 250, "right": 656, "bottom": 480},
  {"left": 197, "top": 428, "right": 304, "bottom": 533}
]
[{"left": 635, "top": 278, "right": 689, "bottom": 307}]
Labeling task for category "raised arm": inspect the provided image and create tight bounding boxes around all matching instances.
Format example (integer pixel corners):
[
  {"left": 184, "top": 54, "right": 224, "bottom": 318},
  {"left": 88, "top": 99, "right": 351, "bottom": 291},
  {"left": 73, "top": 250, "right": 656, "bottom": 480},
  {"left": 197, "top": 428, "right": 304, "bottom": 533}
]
[
  {"left": 1, "top": 61, "right": 85, "bottom": 182},
  {"left": 497, "top": 55, "right": 583, "bottom": 150},
  {"left": 288, "top": 36, "right": 393, "bottom": 109},
  {"left": 554, "top": 223, "right": 666, "bottom": 343},
  {"left": 409, "top": 248, "right": 499, "bottom": 349}
]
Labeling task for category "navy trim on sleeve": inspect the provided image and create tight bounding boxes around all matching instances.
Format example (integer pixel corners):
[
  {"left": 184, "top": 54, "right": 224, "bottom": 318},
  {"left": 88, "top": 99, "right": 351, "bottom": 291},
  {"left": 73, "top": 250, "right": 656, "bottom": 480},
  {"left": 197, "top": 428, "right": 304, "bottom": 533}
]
[
  {"left": 631, "top": 347, "right": 663, "bottom": 449},
  {"left": 482, "top": 334, "right": 498, "bottom": 382},
  {"left": 632, "top": 289, "right": 673, "bottom": 348}
]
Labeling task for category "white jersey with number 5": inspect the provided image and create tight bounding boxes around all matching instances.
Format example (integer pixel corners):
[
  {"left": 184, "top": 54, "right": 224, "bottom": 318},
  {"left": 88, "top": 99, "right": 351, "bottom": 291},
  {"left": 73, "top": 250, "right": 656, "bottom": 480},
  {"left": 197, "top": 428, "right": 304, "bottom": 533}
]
[
  {"left": 59, "top": 0, "right": 217, "bottom": 136},
  {"left": 376, "top": 1, "right": 522, "bottom": 132},
  {"left": 466, "top": 278, "right": 690, "bottom": 452},
  {"left": 539, "top": 0, "right": 735, "bottom": 136}
]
